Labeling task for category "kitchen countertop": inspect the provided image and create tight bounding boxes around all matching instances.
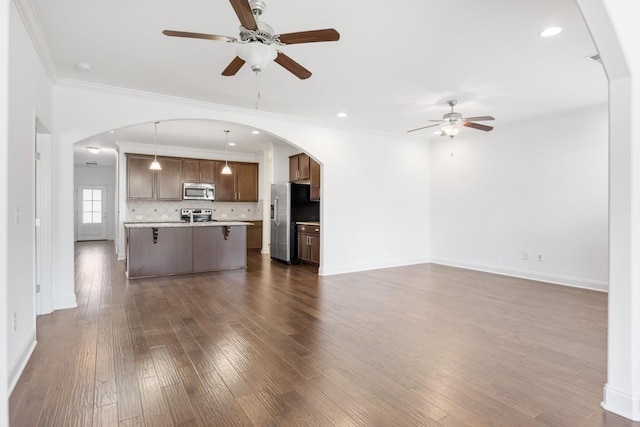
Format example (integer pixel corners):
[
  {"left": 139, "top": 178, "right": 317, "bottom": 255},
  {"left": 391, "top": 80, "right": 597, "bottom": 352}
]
[
  {"left": 124, "top": 221, "right": 254, "bottom": 228},
  {"left": 296, "top": 221, "right": 321, "bottom": 226}
]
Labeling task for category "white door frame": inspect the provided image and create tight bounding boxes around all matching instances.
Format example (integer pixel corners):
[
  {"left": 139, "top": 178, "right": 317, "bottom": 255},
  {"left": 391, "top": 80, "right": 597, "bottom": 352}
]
[{"left": 35, "top": 122, "right": 54, "bottom": 315}]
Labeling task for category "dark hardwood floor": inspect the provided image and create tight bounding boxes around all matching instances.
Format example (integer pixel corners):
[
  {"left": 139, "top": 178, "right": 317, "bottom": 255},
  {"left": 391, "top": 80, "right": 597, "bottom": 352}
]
[{"left": 9, "top": 241, "right": 639, "bottom": 426}]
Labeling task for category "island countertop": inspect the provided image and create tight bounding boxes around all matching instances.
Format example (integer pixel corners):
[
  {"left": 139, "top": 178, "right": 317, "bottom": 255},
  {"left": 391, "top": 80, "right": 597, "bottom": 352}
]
[{"left": 124, "top": 221, "right": 254, "bottom": 228}]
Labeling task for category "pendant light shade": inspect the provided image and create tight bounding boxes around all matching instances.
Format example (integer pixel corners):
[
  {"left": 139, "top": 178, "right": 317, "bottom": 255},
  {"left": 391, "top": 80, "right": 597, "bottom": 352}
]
[
  {"left": 149, "top": 122, "right": 162, "bottom": 170},
  {"left": 221, "top": 130, "right": 232, "bottom": 175}
]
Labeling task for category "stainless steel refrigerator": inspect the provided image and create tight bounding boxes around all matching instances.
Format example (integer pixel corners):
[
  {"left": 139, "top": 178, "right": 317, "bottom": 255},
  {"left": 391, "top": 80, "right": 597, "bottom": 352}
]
[{"left": 270, "top": 183, "right": 320, "bottom": 263}]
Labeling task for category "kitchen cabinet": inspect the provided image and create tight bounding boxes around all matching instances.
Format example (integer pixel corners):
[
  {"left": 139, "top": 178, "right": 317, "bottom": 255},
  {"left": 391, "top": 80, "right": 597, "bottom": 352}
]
[
  {"left": 310, "top": 158, "right": 320, "bottom": 201},
  {"left": 127, "top": 154, "right": 156, "bottom": 200},
  {"left": 126, "top": 224, "right": 249, "bottom": 278},
  {"left": 215, "top": 161, "right": 259, "bottom": 202},
  {"left": 183, "top": 159, "right": 215, "bottom": 183},
  {"left": 156, "top": 157, "right": 183, "bottom": 200},
  {"left": 297, "top": 223, "right": 320, "bottom": 265},
  {"left": 247, "top": 220, "right": 262, "bottom": 251},
  {"left": 289, "top": 153, "right": 310, "bottom": 182},
  {"left": 126, "top": 227, "right": 193, "bottom": 277},
  {"left": 126, "top": 154, "right": 183, "bottom": 201},
  {"left": 193, "top": 225, "right": 246, "bottom": 272}
]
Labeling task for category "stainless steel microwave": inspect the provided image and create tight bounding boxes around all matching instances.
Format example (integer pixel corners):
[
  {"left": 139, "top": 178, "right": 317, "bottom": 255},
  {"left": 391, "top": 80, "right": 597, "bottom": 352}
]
[{"left": 183, "top": 183, "right": 215, "bottom": 200}]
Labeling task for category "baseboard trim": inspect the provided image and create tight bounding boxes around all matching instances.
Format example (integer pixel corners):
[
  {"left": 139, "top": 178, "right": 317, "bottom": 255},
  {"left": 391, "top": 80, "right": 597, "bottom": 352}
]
[
  {"left": 8, "top": 330, "right": 37, "bottom": 394},
  {"left": 319, "top": 257, "right": 430, "bottom": 276},
  {"left": 54, "top": 292, "right": 78, "bottom": 310},
  {"left": 602, "top": 384, "right": 640, "bottom": 421},
  {"left": 430, "top": 258, "right": 608, "bottom": 292}
]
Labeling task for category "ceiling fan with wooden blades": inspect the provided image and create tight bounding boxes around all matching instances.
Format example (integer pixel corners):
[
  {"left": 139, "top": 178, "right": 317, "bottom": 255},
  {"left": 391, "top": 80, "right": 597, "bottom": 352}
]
[
  {"left": 163, "top": 0, "right": 340, "bottom": 79},
  {"left": 407, "top": 100, "right": 495, "bottom": 137}
]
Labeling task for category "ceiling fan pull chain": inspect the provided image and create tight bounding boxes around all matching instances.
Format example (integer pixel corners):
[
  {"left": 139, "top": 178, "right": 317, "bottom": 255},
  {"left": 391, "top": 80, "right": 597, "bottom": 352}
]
[{"left": 255, "top": 71, "right": 261, "bottom": 110}]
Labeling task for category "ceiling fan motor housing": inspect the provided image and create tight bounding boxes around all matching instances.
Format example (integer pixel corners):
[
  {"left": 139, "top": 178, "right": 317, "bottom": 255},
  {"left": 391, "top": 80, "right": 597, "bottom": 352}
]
[{"left": 443, "top": 112, "right": 462, "bottom": 124}]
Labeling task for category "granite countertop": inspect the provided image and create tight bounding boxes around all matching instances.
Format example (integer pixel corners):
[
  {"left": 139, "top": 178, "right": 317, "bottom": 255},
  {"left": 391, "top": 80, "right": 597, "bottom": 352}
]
[
  {"left": 296, "top": 221, "right": 321, "bottom": 226},
  {"left": 124, "top": 221, "right": 254, "bottom": 228}
]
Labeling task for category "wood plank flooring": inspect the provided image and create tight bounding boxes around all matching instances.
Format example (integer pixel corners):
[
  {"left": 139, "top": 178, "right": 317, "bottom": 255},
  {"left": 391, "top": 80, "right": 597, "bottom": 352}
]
[{"left": 9, "top": 241, "right": 639, "bottom": 426}]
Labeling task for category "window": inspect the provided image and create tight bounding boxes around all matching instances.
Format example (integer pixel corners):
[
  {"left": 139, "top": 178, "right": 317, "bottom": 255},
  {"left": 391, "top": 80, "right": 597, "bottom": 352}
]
[{"left": 82, "top": 189, "right": 102, "bottom": 224}]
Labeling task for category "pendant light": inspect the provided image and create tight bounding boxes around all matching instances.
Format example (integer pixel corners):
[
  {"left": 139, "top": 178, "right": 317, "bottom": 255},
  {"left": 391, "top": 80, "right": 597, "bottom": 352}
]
[
  {"left": 149, "top": 121, "right": 162, "bottom": 170},
  {"left": 221, "top": 130, "right": 232, "bottom": 175}
]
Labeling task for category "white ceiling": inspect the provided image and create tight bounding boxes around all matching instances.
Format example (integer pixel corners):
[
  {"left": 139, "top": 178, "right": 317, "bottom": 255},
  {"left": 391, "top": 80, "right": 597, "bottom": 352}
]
[{"left": 30, "top": 0, "right": 607, "bottom": 165}]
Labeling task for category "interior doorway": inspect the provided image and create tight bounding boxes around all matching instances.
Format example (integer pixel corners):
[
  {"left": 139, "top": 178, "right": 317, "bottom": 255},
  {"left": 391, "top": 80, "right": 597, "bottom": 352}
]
[{"left": 76, "top": 185, "right": 108, "bottom": 241}]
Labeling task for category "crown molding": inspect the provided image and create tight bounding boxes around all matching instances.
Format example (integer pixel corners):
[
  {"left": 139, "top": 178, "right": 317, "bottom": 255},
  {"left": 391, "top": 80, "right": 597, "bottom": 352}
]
[{"left": 13, "top": 0, "right": 59, "bottom": 83}]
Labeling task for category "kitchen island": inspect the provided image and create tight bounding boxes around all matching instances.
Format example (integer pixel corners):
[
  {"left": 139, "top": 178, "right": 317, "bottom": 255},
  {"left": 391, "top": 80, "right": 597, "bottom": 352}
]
[{"left": 124, "top": 221, "right": 252, "bottom": 278}]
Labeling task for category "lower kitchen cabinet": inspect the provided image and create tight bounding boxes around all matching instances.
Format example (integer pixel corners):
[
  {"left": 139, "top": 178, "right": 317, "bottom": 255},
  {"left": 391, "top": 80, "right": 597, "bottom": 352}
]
[
  {"left": 247, "top": 220, "right": 262, "bottom": 251},
  {"left": 126, "top": 224, "right": 248, "bottom": 278},
  {"left": 193, "top": 226, "right": 246, "bottom": 272},
  {"left": 127, "top": 227, "right": 193, "bottom": 277},
  {"left": 297, "top": 223, "right": 320, "bottom": 265}
]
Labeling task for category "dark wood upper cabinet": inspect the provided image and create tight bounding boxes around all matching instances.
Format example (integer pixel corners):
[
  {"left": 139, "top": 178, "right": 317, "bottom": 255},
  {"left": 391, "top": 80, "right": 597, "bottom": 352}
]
[
  {"left": 310, "top": 158, "right": 320, "bottom": 201},
  {"left": 215, "top": 161, "right": 259, "bottom": 202},
  {"left": 289, "top": 153, "right": 310, "bottom": 182},
  {"left": 235, "top": 162, "right": 258, "bottom": 202},
  {"left": 183, "top": 159, "right": 215, "bottom": 183},
  {"left": 215, "top": 161, "right": 236, "bottom": 201},
  {"left": 155, "top": 157, "right": 183, "bottom": 201},
  {"left": 127, "top": 154, "right": 156, "bottom": 200}
]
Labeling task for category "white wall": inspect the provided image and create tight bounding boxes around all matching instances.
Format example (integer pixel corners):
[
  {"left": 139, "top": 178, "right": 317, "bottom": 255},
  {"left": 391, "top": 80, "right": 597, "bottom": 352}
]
[
  {"left": 7, "top": 0, "right": 53, "bottom": 392},
  {"left": 74, "top": 164, "right": 116, "bottom": 240},
  {"left": 430, "top": 105, "right": 609, "bottom": 290},
  {"left": 273, "top": 143, "right": 300, "bottom": 184},
  {"left": 0, "top": 0, "right": 9, "bottom": 422}
]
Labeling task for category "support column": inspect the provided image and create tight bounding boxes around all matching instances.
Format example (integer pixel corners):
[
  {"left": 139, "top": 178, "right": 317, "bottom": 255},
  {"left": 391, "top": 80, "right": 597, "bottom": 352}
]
[{"left": 576, "top": 0, "right": 640, "bottom": 421}]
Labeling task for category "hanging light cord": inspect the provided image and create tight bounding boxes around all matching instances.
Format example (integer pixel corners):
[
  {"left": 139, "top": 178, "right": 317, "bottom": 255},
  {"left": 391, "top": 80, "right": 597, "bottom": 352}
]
[{"left": 154, "top": 121, "right": 159, "bottom": 160}]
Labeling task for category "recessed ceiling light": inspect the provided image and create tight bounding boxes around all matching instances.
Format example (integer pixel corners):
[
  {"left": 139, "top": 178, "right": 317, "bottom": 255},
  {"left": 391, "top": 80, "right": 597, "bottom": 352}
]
[
  {"left": 74, "top": 62, "right": 92, "bottom": 72},
  {"left": 109, "top": 130, "right": 115, "bottom": 134},
  {"left": 540, "top": 27, "right": 562, "bottom": 37},
  {"left": 228, "top": 142, "right": 236, "bottom": 146},
  {"left": 251, "top": 130, "right": 260, "bottom": 135},
  {"left": 433, "top": 130, "right": 441, "bottom": 135},
  {"left": 337, "top": 112, "right": 347, "bottom": 118},
  {"left": 86, "top": 147, "right": 101, "bottom": 154}
]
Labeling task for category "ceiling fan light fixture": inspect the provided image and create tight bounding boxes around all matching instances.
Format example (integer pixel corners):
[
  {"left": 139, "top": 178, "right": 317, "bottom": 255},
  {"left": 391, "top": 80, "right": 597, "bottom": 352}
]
[
  {"left": 441, "top": 123, "right": 461, "bottom": 137},
  {"left": 237, "top": 42, "right": 277, "bottom": 72}
]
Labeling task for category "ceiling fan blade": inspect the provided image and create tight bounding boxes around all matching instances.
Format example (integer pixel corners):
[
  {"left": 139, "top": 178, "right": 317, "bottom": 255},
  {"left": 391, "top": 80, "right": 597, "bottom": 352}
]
[
  {"left": 461, "top": 116, "right": 495, "bottom": 121},
  {"left": 229, "top": 0, "right": 257, "bottom": 31},
  {"left": 407, "top": 123, "right": 441, "bottom": 133},
  {"left": 162, "top": 30, "right": 237, "bottom": 43},
  {"left": 274, "top": 52, "right": 312, "bottom": 79},
  {"left": 222, "top": 56, "right": 246, "bottom": 76},
  {"left": 463, "top": 121, "right": 494, "bottom": 131},
  {"left": 276, "top": 29, "right": 340, "bottom": 45},
  {"left": 428, "top": 119, "right": 446, "bottom": 122}
]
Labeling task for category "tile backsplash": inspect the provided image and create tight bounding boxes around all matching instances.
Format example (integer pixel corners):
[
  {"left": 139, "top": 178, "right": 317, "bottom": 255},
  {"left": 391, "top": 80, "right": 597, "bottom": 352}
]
[{"left": 126, "top": 200, "right": 263, "bottom": 222}]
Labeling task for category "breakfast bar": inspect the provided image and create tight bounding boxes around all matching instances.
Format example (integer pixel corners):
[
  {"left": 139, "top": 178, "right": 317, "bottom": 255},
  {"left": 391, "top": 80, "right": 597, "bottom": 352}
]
[{"left": 124, "top": 221, "right": 252, "bottom": 278}]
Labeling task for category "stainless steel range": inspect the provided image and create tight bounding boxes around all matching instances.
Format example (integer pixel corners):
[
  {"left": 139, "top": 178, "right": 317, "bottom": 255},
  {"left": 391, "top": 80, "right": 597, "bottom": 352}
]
[{"left": 180, "top": 208, "right": 213, "bottom": 222}]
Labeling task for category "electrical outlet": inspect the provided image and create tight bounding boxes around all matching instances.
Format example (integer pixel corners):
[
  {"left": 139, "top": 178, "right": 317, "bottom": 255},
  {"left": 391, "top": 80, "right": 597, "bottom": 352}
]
[
  {"left": 221, "top": 213, "right": 227, "bottom": 218},
  {"left": 12, "top": 313, "right": 17, "bottom": 332},
  {"left": 522, "top": 252, "right": 528, "bottom": 261},
  {"left": 161, "top": 214, "right": 168, "bottom": 219},
  {"left": 537, "top": 254, "right": 543, "bottom": 262},
  {"left": 14, "top": 205, "right": 20, "bottom": 224},
  {"left": 136, "top": 215, "right": 142, "bottom": 220},
  {"left": 241, "top": 214, "right": 247, "bottom": 218}
]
